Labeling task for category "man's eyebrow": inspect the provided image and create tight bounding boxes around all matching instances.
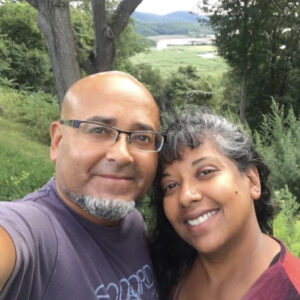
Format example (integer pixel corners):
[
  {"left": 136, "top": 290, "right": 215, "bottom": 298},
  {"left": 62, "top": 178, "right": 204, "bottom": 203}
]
[
  {"left": 131, "top": 122, "right": 156, "bottom": 132},
  {"left": 85, "top": 116, "right": 116, "bottom": 125},
  {"left": 84, "top": 117, "right": 156, "bottom": 132}
]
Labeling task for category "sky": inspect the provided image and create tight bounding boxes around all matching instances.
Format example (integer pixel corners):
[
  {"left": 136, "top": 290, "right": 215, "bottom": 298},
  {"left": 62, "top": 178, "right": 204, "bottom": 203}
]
[{"left": 136, "top": 0, "right": 200, "bottom": 15}]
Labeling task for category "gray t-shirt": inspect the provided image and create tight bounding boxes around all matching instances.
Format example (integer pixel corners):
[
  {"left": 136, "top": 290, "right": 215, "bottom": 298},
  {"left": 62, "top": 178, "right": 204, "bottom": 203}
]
[{"left": 0, "top": 179, "right": 157, "bottom": 300}]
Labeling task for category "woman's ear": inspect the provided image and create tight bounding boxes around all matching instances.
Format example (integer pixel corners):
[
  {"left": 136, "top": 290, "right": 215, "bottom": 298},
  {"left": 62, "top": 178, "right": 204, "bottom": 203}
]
[
  {"left": 50, "top": 121, "right": 63, "bottom": 163},
  {"left": 247, "top": 166, "right": 261, "bottom": 200}
]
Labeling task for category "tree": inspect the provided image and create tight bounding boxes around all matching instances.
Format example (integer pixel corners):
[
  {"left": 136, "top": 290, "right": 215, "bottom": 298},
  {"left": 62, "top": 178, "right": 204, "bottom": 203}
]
[
  {"left": 25, "top": 0, "right": 143, "bottom": 105},
  {"left": 199, "top": 0, "right": 274, "bottom": 122},
  {"left": 199, "top": 0, "right": 300, "bottom": 124}
]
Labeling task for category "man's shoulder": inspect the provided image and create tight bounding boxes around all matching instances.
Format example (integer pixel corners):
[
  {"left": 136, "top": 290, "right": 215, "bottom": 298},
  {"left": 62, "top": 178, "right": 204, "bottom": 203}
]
[
  {"left": 17, "top": 178, "right": 55, "bottom": 204},
  {"left": 0, "top": 179, "right": 58, "bottom": 238},
  {"left": 125, "top": 208, "right": 146, "bottom": 229}
]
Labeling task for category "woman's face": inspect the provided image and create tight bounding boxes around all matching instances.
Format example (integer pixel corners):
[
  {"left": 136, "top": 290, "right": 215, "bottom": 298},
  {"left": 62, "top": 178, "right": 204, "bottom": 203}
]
[{"left": 161, "top": 139, "right": 261, "bottom": 255}]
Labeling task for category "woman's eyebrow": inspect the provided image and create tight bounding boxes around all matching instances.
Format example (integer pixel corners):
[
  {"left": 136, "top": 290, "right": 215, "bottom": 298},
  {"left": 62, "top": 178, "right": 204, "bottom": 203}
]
[
  {"left": 161, "top": 172, "right": 171, "bottom": 179},
  {"left": 192, "top": 157, "right": 206, "bottom": 166}
]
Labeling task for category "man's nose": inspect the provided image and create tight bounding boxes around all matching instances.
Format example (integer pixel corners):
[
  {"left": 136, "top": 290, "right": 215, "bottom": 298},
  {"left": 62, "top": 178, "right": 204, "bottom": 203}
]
[
  {"left": 105, "top": 133, "right": 134, "bottom": 165},
  {"left": 178, "top": 181, "right": 203, "bottom": 207}
]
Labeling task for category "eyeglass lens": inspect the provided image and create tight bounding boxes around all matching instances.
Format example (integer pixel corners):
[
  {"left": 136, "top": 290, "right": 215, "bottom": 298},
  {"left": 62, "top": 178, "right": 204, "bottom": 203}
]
[{"left": 78, "top": 122, "right": 163, "bottom": 151}]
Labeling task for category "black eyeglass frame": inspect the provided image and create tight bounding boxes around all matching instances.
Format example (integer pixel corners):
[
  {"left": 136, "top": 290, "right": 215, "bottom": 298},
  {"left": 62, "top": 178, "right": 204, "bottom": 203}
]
[{"left": 59, "top": 119, "right": 165, "bottom": 152}]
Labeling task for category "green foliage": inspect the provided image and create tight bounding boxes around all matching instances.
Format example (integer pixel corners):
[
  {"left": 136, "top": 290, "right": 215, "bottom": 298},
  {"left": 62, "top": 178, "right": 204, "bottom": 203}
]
[
  {"left": 0, "top": 1, "right": 55, "bottom": 92},
  {"left": 273, "top": 186, "right": 300, "bottom": 257},
  {"left": 254, "top": 101, "right": 300, "bottom": 202},
  {"left": 136, "top": 195, "right": 155, "bottom": 234},
  {"left": 122, "top": 62, "right": 166, "bottom": 109},
  {"left": 124, "top": 61, "right": 222, "bottom": 111},
  {"left": 0, "top": 86, "right": 59, "bottom": 144},
  {"left": 71, "top": 6, "right": 94, "bottom": 74},
  {"left": 0, "top": 1, "right": 44, "bottom": 49},
  {"left": 163, "top": 65, "right": 213, "bottom": 108}
]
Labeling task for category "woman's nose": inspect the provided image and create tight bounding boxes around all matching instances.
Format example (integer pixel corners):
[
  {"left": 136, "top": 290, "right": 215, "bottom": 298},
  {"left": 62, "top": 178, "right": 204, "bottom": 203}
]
[{"left": 178, "top": 181, "right": 203, "bottom": 207}]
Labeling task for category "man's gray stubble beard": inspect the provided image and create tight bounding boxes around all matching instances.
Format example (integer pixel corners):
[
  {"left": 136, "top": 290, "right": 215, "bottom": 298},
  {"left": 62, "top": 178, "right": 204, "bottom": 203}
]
[{"left": 65, "top": 188, "right": 136, "bottom": 222}]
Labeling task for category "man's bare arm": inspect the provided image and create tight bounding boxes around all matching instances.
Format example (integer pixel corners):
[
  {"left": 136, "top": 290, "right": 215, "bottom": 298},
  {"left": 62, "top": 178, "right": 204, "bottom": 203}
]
[{"left": 0, "top": 226, "right": 16, "bottom": 291}]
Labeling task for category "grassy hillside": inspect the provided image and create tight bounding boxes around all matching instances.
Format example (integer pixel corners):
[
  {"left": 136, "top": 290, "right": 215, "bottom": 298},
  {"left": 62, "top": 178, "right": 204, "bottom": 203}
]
[
  {"left": 0, "top": 117, "right": 50, "bottom": 160},
  {"left": 0, "top": 86, "right": 57, "bottom": 201},
  {"left": 0, "top": 116, "right": 54, "bottom": 201}
]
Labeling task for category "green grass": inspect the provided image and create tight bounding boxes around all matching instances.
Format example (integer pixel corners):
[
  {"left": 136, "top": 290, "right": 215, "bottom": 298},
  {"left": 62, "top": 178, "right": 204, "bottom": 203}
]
[
  {"left": 0, "top": 116, "right": 54, "bottom": 201},
  {"left": 0, "top": 117, "right": 50, "bottom": 160},
  {"left": 130, "top": 45, "right": 228, "bottom": 79}
]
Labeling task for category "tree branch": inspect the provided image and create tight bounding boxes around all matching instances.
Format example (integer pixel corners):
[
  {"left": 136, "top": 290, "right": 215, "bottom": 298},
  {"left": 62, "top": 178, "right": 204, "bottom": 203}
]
[
  {"left": 26, "top": 0, "right": 38, "bottom": 9},
  {"left": 111, "top": 0, "right": 143, "bottom": 38}
]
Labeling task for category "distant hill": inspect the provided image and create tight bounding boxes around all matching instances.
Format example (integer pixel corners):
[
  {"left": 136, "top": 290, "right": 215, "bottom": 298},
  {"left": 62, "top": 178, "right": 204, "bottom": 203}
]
[
  {"left": 132, "top": 11, "right": 212, "bottom": 37},
  {"left": 132, "top": 11, "right": 209, "bottom": 23}
]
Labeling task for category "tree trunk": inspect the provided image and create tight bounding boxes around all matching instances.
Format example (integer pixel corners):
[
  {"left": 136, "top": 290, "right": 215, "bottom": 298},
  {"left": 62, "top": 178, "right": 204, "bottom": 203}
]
[
  {"left": 239, "top": 66, "right": 248, "bottom": 123},
  {"left": 27, "top": 0, "right": 81, "bottom": 106},
  {"left": 92, "top": 0, "right": 113, "bottom": 71},
  {"left": 92, "top": 0, "right": 143, "bottom": 71}
]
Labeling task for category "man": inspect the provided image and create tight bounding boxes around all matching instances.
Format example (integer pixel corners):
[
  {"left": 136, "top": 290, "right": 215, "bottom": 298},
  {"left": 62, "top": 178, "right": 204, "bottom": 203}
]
[{"left": 0, "top": 71, "right": 163, "bottom": 299}]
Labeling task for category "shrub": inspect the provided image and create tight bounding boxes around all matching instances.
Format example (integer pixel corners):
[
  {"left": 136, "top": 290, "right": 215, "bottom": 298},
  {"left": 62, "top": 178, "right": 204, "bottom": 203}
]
[
  {"left": 122, "top": 62, "right": 167, "bottom": 110},
  {"left": 163, "top": 65, "right": 213, "bottom": 109},
  {"left": 273, "top": 186, "right": 300, "bottom": 257},
  {"left": 254, "top": 101, "right": 300, "bottom": 203}
]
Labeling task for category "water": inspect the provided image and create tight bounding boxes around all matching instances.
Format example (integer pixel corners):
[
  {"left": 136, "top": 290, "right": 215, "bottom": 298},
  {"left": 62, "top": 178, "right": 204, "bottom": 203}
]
[{"left": 153, "top": 36, "right": 215, "bottom": 50}]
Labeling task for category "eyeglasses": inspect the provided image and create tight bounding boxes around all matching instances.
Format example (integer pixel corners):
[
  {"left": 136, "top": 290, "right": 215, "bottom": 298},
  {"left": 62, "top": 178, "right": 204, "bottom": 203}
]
[{"left": 59, "top": 120, "right": 165, "bottom": 152}]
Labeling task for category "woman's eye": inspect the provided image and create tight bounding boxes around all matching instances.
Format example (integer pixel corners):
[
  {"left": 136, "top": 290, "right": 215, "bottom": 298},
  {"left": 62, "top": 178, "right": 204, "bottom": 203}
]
[
  {"left": 198, "top": 169, "right": 216, "bottom": 177},
  {"left": 163, "top": 182, "right": 178, "bottom": 193}
]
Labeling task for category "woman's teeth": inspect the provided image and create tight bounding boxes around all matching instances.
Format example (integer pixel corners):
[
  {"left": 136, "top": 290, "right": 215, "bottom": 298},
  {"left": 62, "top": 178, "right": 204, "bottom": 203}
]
[{"left": 187, "top": 210, "right": 218, "bottom": 226}]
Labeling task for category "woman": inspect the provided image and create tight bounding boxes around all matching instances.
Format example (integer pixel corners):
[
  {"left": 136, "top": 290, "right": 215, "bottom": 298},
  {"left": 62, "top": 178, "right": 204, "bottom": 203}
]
[{"left": 150, "top": 107, "right": 300, "bottom": 300}]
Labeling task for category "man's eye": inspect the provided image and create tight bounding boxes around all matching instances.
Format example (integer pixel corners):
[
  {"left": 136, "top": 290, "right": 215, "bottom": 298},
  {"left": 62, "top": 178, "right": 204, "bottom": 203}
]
[
  {"left": 133, "top": 134, "right": 152, "bottom": 143},
  {"left": 90, "top": 126, "right": 106, "bottom": 134},
  {"left": 85, "top": 126, "right": 112, "bottom": 136}
]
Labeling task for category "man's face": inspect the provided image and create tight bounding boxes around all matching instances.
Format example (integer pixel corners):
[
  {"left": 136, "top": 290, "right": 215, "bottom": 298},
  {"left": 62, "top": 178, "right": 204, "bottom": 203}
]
[{"left": 50, "top": 74, "right": 159, "bottom": 210}]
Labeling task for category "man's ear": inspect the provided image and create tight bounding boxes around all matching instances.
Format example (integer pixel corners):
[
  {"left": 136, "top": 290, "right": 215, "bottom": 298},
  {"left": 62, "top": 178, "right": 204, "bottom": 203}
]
[
  {"left": 50, "top": 121, "right": 63, "bottom": 163},
  {"left": 247, "top": 166, "right": 261, "bottom": 200}
]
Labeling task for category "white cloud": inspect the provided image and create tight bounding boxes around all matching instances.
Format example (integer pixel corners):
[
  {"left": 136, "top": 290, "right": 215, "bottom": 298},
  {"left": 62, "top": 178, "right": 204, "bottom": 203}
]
[{"left": 136, "top": 0, "right": 199, "bottom": 15}]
